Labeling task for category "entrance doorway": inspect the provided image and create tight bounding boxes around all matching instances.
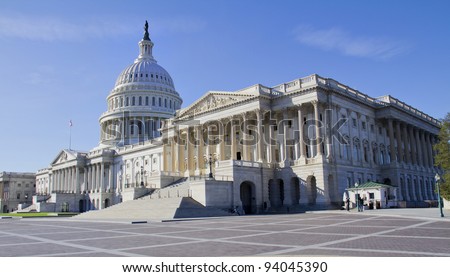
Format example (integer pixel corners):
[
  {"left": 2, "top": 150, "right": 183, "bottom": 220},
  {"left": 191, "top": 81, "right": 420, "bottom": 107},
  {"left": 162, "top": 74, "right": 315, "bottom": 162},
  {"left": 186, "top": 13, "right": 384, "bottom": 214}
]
[
  {"left": 79, "top": 200, "right": 85, "bottom": 213},
  {"left": 236, "top": 152, "right": 241, "bottom": 160},
  {"left": 2, "top": 205, "right": 7, "bottom": 213},
  {"left": 306, "top": 176, "right": 317, "bottom": 205},
  {"left": 291, "top": 177, "right": 300, "bottom": 204},
  {"left": 240, "top": 181, "right": 255, "bottom": 214},
  {"left": 105, "top": 198, "right": 110, "bottom": 208},
  {"left": 269, "top": 179, "right": 284, "bottom": 207}
]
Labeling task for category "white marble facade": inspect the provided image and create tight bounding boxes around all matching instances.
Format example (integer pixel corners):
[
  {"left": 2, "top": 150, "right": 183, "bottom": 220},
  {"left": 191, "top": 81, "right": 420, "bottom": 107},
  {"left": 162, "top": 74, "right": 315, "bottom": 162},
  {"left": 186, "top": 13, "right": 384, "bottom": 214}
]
[{"left": 35, "top": 25, "right": 440, "bottom": 214}]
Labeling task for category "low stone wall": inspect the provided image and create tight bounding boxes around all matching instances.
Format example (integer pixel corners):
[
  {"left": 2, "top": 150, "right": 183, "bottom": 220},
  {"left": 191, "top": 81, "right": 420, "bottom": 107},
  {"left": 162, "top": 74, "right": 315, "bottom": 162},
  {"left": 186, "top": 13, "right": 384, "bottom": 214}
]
[
  {"left": 36, "top": 202, "right": 56, "bottom": 212},
  {"left": 190, "top": 179, "right": 233, "bottom": 209},
  {"left": 443, "top": 198, "right": 450, "bottom": 210},
  {"left": 122, "top": 187, "right": 151, "bottom": 202}
]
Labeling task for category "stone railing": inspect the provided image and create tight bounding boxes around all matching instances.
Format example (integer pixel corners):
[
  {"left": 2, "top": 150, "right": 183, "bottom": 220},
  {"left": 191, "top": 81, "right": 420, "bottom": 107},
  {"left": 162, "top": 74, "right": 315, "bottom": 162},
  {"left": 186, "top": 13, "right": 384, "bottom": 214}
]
[{"left": 377, "top": 95, "right": 440, "bottom": 126}]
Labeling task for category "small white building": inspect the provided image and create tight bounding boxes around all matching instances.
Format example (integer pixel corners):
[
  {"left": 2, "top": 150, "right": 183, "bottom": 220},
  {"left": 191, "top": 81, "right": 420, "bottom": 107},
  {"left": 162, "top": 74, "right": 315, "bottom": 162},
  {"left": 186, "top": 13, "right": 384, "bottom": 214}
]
[{"left": 345, "top": 182, "right": 398, "bottom": 209}]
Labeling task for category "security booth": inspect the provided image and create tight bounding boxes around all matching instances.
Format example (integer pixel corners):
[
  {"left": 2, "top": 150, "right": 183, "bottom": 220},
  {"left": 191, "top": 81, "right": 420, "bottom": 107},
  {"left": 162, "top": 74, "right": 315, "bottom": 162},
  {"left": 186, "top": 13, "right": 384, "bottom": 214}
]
[{"left": 346, "top": 182, "right": 398, "bottom": 209}]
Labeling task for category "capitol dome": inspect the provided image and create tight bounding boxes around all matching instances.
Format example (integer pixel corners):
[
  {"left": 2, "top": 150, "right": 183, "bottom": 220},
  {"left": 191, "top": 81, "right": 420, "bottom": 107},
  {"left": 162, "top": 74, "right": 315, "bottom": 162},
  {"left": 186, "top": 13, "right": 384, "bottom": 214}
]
[{"left": 99, "top": 21, "right": 183, "bottom": 147}]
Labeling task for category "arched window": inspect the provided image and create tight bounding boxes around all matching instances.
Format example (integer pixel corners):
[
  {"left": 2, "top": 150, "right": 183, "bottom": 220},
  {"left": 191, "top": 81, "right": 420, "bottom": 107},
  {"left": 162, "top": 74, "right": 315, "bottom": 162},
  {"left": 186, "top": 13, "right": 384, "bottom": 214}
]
[
  {"left": 379, "top": 144, "right": 385, "bottom": 165},
  {"left": 120, "top": 97, "right": 123, "bottom": 107},
  {"left": 363, "top": 140, "right": 369, "bottom": 163},
  {"left": 164, "top": 99, "right": 167, "bottom": 107},
  {"left": 139, "top": 96, "right": 142, "bottom": 106},
  {"left": 132, "top": 97, "right": 135, "bottom": 106},
  {"left": 353, "top": 138, "right": 360, "bottom": 161},
  {"left": 342, "top": 135, "right": 350, "bottom": 160},
  {"left": 170, "top": 99, "right": 172, "bottom": 109},
  {"left": 145, "top": 96, "right": 149, "bottom": 106},
  {"left": 372, "top": 142, "right": 378, "bottom": 164},
  {"left": 126, "top": 97, "right": 129, "bottom": 106},
  {"left": 152, "top": 97, "right": 155, "bottom": 106},
  {"left": 159, "top": 97, "right": 161, "bottom": 106}
]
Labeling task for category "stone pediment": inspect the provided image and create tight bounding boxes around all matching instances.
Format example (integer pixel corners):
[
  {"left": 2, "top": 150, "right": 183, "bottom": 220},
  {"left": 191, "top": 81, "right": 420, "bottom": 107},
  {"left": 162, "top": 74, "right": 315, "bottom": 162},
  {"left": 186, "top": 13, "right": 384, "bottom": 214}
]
[
  {"left": 177, "top": 92, "right": 253, "bottom": 118},
  {"left": 51, "top": 149, "right": 79, "bottom": 165}
]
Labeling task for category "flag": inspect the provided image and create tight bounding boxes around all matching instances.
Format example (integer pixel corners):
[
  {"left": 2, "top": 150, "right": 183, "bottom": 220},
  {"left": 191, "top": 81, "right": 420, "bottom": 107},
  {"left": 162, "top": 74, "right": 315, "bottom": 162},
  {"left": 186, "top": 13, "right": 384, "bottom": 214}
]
[{"left": 69, "top": 120, "right": 73, "bottom": 127}]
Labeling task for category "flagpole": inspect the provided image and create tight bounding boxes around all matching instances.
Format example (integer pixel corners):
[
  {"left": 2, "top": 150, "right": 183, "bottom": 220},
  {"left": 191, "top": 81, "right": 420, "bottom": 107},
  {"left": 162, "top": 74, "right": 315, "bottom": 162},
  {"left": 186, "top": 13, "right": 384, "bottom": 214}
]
[{"left": 69, "top": 120, "right": 72, "bottom": 150}]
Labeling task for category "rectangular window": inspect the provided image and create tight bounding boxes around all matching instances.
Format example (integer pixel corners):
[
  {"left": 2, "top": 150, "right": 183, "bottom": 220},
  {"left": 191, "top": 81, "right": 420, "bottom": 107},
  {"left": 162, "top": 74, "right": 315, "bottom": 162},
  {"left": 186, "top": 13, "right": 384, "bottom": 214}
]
[
  {"left": 17, "top": 193, "right": 20, "bottom": 199},
  {"left": 352, "top": 118, "right": 357, "bottom": 127},
  {"left": 362, "top": 122, "right": 366, "bottom": 130},
  {"left": 370, "top": 124, "right": 374, "bottom": 133}
]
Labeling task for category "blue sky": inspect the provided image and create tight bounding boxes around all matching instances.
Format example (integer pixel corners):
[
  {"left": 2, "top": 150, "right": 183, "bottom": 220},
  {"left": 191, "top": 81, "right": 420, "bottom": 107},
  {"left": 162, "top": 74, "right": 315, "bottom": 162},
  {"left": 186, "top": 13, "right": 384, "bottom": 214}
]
[{"left": 1, "top": 0, "right": 449, "bottom": 172}]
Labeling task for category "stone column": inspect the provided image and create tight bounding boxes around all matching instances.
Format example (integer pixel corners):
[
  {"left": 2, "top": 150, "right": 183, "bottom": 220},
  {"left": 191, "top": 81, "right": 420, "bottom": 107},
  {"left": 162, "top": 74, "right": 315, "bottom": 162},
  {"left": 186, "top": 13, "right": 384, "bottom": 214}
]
[
  {"left": 403, "top": 124, "right": 411, "bottom": 164},
  {"left": 230, "top": 117, "right": 237, "bottom": 160},
  {"left": 427, "top": 133, "right": 434, "bottom": 168},
  {"left": 70, "top": 167, "right": 74, "bottom": 192},
  {"left": 282, "top": 109, "right": 290, "bottom": 165},
  {"left": 187, "top": 129, "right": 194, "bottom": 175},
  {"left": 178, "top": 134, "right": 185, "bottom": 173},
  {"left": 196, "top": 126, "right": 204, "bottom": 174},
  {"left": 265, "top": 113, "right": 276, "bottom": 163},
  {"left": 63, "top": 168, "right": 67, "bottom": 192},
  {"left": 256, "top": 110, "right": 264, "bottom": 162},
  {"left": 156, "top": 118, "right": 161, "bottom": 137},
  {"left": 141, "top": 116, "right": 145, "bottom": 141},
  {"left": 388, "top": 119, "right": 396, "bottom": 164},
  {"left": 100, "top": 163, "right": 105, "bottom": 192},
  {"left": 68, "top": 167, "right": 72, "bottom": 193},
  {"left": 83, "top": 167, "right": 87, "bottom": 193},
  {"left": 75, "top": 166, "right": 80, "bottom": 194},
  {"left": 409, "top": 126, "right": 417, "bottom": 165},
  {"left": 59, "top": 169, "right": 63, "bottom": 192},
  {"left": 96, "top": 163, "right": 100, "bottom": 191},
  {"left": 108, "top": 164, "right": 113, "bottom": 192},
  {"left": 312, "top": 101, "right": 323, "bottom": 157},
  {"left": 414, "top": 129, "right": 422, "bottom": 167},
  {"left": 421, "top": 131, "right": 429, "bottom": 168},
  {"left": 91, "top": 165, "right": 95, "bottom": 191},
  {"left": 54, "top": 170, "right": 58, "bottom": 192},
  {"left": 395, "top": 121, "right": 403, "bottom": 163},
  {"left": 297, "top": 105, "right": 306, "bottom": 161},
  {"left": 242, "top": 113, "right": 250, "bottom": 161}
]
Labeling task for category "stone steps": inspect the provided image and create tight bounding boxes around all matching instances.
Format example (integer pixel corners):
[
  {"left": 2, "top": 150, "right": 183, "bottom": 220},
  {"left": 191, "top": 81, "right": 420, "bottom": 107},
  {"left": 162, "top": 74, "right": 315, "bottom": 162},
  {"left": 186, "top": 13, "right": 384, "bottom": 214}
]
[{"left": 73, "top": 197, "right": 233, "bottom": 222}]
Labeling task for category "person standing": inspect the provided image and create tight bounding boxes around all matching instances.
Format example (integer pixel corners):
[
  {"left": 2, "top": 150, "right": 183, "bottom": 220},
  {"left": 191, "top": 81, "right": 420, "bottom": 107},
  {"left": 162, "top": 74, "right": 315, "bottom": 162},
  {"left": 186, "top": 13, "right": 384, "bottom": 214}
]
[{"left": 346, "top": 198, "right": 350, "bottom": 212}]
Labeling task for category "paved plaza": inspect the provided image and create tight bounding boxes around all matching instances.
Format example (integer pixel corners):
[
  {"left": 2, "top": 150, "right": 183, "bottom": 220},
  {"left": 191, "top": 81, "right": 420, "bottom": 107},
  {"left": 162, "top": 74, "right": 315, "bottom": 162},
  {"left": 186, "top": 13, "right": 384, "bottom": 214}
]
[{"left": 0, "top": 208, "right": 449, "bottom": 257}]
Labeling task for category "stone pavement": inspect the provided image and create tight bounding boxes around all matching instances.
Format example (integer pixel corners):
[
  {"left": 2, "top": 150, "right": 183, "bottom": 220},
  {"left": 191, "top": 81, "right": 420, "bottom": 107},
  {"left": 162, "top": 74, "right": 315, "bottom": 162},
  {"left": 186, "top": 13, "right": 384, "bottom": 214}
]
[{"left": 0, "top": 208, "right": 449, "bottom": 257}]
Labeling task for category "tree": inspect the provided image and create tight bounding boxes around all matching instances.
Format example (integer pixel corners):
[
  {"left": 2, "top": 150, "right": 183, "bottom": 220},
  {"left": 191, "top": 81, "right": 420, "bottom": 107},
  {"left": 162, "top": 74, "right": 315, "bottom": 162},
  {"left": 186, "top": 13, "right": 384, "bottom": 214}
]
[{"left": 434, "top": 113, "right": 450, "bottom": 199}]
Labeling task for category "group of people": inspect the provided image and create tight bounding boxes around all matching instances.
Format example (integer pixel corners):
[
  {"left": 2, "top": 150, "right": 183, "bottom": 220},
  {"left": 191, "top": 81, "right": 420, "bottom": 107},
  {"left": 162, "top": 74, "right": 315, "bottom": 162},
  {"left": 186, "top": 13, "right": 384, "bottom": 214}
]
[{"left": 345, "top": 196, "right": 365, "bottom": 212}]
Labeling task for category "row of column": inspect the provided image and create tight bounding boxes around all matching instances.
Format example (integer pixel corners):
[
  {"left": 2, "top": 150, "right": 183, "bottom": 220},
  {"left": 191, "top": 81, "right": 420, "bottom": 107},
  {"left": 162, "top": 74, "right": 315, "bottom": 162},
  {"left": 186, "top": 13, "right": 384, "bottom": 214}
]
[
  {"left": 331, "top": 105, "right": 435, "bottom": 169},
  {"left": 387, "top": 118, "right": 435, "bottom": 168},
  {"left": 100, "top": 117, "right": 162, "bottom": 142},
  {"left": 51, "top": 163, "right": 114, "bottom": 194},
  {"left": 51, "top": 166, "right": 80, "bottom": 193},
  {"left": 120, "top": 154, "right": 163, "bottom": 188},
  {"left": 165, "top": 102, "right": 324, "bottom": 174},
  {"left": 399, "top": 176, "right": 437, "bottom": 201}
]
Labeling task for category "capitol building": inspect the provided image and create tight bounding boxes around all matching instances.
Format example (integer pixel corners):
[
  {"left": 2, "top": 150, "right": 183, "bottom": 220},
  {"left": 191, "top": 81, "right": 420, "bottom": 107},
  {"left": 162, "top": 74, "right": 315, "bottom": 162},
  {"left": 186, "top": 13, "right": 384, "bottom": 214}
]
[{"left": 30, "top": 23, "right": 440, "bottom": 217}]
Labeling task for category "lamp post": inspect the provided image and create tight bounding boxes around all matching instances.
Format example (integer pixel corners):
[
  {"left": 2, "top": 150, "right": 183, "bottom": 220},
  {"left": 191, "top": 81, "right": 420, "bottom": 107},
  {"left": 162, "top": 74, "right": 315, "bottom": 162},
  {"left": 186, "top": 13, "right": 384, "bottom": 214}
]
[
  {"left": 208, "top": 154, "right": 213, "bottom": 179},
  {"left": 434, "top": 173, "right": 444, "bottom": 218},
  {"left": 355, "top": 182, "right": 359, "bottom": 212}
]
